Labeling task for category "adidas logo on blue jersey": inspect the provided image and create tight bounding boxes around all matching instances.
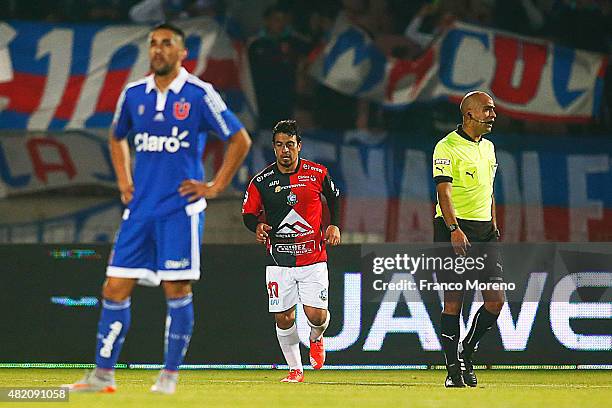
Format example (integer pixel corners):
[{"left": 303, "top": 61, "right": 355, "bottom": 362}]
[{"left": 134, "top": 126, "right": 190, "bottom": 153}]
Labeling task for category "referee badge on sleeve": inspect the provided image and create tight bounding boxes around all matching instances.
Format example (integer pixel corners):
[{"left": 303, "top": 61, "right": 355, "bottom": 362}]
[{"left": 434, "top": 158, "right": 450, "bottom": 174}]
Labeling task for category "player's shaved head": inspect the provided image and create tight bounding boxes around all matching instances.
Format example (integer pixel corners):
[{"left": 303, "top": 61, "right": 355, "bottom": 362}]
[{"left": 460, "top": 91, "right": 492, "bottom": 116}]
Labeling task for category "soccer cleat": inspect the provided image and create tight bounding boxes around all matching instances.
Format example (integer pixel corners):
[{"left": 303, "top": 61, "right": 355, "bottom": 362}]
[
  {"left": 62, "top": 369, "right": 116, "bottom": 393},
  {"left": 444, "top": 365, "right": 466, "bottom": 388},
  {"left": 280, "top": 369, "right": 304, "bottom": 383},
  {"left": 309, "top": 338, "right": 325, "bottom": 370},
  {"left": 458, "top": 348, "right": 477, "bottom": 387},
  {"left": 150, "top": 370, "right": 179, "bottom": 394},
  {"left": 444, "top": 372, "right": 466, "bottom": 388}
]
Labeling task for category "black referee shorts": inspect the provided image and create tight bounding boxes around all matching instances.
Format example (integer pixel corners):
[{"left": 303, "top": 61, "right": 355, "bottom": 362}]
[{"left": 433, "top": 217, "right": 503, "bottom": 286}]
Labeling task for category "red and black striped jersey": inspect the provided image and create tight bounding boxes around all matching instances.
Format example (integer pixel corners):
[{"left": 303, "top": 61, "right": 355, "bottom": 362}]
[{"left": 242, "top": 158, "right": 340, "bottom": 267}]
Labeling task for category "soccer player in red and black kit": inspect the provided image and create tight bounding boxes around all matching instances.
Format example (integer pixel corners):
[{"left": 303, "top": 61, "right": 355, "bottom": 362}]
[{"left": 242, "top": 120, "right": 341, "bottom": 383}]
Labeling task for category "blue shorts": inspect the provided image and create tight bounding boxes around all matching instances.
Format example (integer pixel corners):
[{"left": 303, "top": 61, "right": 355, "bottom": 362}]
[{"left": 106, "top": 207, "right": 204, "bottom": 286}]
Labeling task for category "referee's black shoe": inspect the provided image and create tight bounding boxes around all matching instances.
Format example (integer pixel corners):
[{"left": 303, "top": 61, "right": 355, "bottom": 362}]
[
  {"left": 458, "top": 348, "right": 477, "bottom": 387},
  {"left": 444, "top": 365, "right": 466, "bottom": 388}
]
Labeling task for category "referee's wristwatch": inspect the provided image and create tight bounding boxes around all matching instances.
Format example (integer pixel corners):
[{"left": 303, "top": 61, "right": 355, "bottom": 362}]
[{"left": 448, "top": 223, "right": 459, "bottom": 233}]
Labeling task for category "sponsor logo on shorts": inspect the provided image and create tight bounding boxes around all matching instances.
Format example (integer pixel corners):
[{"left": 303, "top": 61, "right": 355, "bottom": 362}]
[
  {"left": 275, "top": 240, "right": 315, "bottom": 256},
  {"left": 164, "top": 258, "right": 190, "bottom": 269}
]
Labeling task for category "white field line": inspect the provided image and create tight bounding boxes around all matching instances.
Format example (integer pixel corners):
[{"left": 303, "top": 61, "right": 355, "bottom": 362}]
[{"left": 5, "top": 378, "right": 611, "bottom": 389}]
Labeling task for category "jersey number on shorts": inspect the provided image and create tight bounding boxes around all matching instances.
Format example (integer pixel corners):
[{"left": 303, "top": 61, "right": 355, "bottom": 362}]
[{"left": 267, "top": 281, "right": 279, "bottom": 298}]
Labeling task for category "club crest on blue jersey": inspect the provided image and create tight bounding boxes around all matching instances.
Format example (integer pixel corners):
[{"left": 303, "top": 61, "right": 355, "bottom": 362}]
[
  {"left": 173, "top": 101, "right": 191, "bottom": 120},
  {"left": 287, "top": 191, "right": 298, "bottom": 206}
]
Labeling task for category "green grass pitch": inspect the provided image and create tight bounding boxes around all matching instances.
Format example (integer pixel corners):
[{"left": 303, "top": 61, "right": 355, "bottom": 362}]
[{"left": 0, "top": 369, "right": 610, "bottom": 407}]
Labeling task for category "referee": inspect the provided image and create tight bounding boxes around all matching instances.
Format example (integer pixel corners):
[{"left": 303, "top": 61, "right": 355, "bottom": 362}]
[{"left": 433, "top": 91, "right": 504, "bottom": 388}]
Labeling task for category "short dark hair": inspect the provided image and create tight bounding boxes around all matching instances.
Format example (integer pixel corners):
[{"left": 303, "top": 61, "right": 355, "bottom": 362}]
[
  {"left": 150, "top": 23, "right": 185, "bottom": 45},
  {"left": 272, "top": 120, "right": 301, "bottom": 143}
]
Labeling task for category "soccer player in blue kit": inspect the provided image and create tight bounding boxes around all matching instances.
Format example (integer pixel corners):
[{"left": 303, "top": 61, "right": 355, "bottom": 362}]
[{"left": 65, "top": 23, "right": 251, "bottom": 394}]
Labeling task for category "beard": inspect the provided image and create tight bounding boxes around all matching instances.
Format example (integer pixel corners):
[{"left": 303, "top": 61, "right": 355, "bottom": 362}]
[
  {"left": 278, "top": 158, "right": 292, "bottom": 168},
  {"left": 150, "top": 61, "right": 172, "bottom": 76},
  {"left": 277, "top": 155, "right": 295, "bottom": 169}
]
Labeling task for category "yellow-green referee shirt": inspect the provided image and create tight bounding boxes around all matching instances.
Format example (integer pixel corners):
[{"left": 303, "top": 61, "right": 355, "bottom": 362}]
[{"left": 433, "top": 125, "right": 498, "bottom": 221}]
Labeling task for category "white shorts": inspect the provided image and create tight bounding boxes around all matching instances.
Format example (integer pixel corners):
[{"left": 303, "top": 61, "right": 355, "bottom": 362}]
[{"left": 265, "top": 262, "right": 329, "bottom": 313}]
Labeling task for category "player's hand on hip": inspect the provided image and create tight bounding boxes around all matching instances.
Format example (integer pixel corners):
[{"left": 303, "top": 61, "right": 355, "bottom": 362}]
[
  {"left": 255, "top": 223, "right": 272, "bottom": 245},
  {"left": 325, "top": 225, "right": 341, "bottom": 246},
  {"left": 179, "top": 179, "right": 220, "bottom": 201},
  {"left": 119, "top": 182, "right": 134, "bottom": 205},
  {"left": 451, "top": 228, "right": 470, "bottom": 256}
]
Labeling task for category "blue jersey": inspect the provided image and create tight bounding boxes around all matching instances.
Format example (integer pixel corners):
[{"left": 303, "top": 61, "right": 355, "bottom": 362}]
[{"left": 112, "top": 67, "right": 244, "bottom": 220}]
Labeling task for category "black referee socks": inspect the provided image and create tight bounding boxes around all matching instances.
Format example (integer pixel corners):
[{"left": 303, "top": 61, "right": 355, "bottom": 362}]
[
  {"left": 462, "top": 305, "right": 499, "bottom": 357},
  {"left": 440, "top": 313, "right": 460, "bottom": 371}
]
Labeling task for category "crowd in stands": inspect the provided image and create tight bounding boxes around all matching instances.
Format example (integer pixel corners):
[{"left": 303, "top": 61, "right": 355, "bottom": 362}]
[{"left": 2, "top": 0, "right": 612, "bottom": 135}]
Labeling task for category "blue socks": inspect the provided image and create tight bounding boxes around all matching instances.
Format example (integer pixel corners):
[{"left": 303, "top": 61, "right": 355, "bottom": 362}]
[
  {"left": 95, "top": 298, "right": 131, "bottom": 369},
  {"left": 93, "top": 294, "right": 194, "bottom": 372},
  {"left": 164, "top": 294, "right": 194, "bottom": 371}
]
